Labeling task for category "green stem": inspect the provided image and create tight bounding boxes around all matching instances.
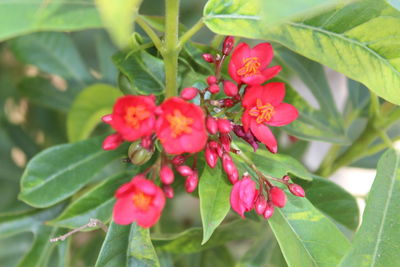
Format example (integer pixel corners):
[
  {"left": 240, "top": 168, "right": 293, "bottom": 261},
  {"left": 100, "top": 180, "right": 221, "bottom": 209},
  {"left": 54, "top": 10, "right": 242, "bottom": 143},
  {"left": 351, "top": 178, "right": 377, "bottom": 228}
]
[
  {"left": 177, "top": 18, "right": 204, "bottom": 50},
  {"left": 136, "top": 16, "right": 163, "bottom": 52},
  {"left": 164, "top": 0, "right": 180, "bottom": 97}
]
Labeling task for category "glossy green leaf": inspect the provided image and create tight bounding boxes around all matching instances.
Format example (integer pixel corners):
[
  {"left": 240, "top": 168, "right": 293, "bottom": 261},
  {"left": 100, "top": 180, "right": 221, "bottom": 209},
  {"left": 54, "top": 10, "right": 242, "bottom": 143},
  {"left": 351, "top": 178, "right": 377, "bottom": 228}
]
[
  {"left": 199, "top": 164, "right": 231, "bottom": 244},
  {"left": 95, "top": 0, "right": 142, "bottom": 48},
  {"left": 19, "top": 136, "right": 128, "bottom": 208},
  {"left": 96, "top": 222, "right": 160, "bottom": 267},
  {"left": 295, "top": 176, "right": 359, "bottom": 230},
  {"left": 113, "top": 50, "right": 165, "bottom": 95},
  {"left": 344, "top": 79, "right": 370, "bottom": 123},
  {"left": 269, "top": 194, "right": 350, "bottom": 267},
  {"left": 340, "top": 149, "right": 400, "bottom": 266},
  {"left": 153, "top": 220, "right": 265, "bottom": 254},
  {"left": 67, "top": 84, "right": 122, "bottom": 142},
  {"left": 204, "top": 0, "right": 400, "bottom": 105},
  {"left": 0, "top": 0, "right": 102, "bottom": 42},
  {"left": 10, "top": 32, "right": 92, "bottom": 87},
  {"left": 49, "top": 172, "right": 131, "bottom": 229}
]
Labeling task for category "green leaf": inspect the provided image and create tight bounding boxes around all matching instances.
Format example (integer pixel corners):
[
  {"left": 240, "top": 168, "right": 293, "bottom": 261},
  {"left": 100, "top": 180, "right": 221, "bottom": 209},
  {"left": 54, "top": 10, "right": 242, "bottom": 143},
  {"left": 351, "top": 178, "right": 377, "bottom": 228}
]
[
  {"left": 153, "top": 220, "right": 265, "bottom": 254},
  {"left": 113, "top": 50, "right": 165, "bottom": 95},
  {"left": 295, "top": 176, "right": 359, "bottom": 231},
  {"left": 96, "top": 222, "right": 160, "bottom": 267},
  {"left": 10, "top": 32, "right": 92, "bottom": 87},
  {"left": 344, "top": 79, "right": 370, "bottom": 123},
  {"left": 49, "top": 172, "right": 131, "bottom": 229},
  {"left": 67, "top": 84, "right": 122, "bottom": 142},
  {"left": 19, "top": 136, "right": 128, "bottom": 208},
  {"left": 0, "top": 0, "right": 102, "bottom": 42},
  {"left": 199, "top": 164, "right": 231, "bottom": 244},
  {"left": 95, "top": 0, "right": 142, "bottom": 48},
  {"left": 204, "top": 0, "right": 400, "bottom": 105},
  {"left": 340, "top": 149, "right": 400, "bottom": 266},
  {"left": 269, "top": 194, "right": 350, "bottom": 267}
]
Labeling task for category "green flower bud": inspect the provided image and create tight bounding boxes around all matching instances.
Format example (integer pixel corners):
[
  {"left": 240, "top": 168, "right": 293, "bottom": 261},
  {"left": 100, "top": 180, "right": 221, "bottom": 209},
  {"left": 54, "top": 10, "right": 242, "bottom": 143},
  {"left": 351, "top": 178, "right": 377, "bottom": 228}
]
[{"left": 128, "top": 141, "right": 154, "bottom": 165}]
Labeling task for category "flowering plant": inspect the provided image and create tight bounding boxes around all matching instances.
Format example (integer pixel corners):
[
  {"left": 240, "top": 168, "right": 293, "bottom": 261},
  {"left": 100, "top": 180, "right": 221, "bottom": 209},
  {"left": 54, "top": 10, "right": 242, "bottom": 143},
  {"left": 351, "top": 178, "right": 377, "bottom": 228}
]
[{"left": 2, "top": 0, "right": 400, "bottom": 266}]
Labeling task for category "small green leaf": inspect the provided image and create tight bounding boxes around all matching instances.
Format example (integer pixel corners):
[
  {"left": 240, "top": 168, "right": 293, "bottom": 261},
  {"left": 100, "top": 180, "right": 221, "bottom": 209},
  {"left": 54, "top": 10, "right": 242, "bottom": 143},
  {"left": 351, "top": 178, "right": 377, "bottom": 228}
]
[
  {"left": 199, "top": 164, "right": 232, "bottom": 244},
  {"left": 67, "top": 84, "right": 122, "bottom": 142},
  {"left": 95, "top": 0, "right": 143, "bottom": 48},
  {"left": 340, "top": 149, "right": 400, "bottom": 266},
  {"left": 269, "top": 194, "right": 350, "bottom": 267},
  {"left": 128, "top": 223, "right": 160, "bottom": 267},
  {"left": 19, "top": 136, "right": 128, "bottom": 208},
  {"left": 113, "top": 50, "right": 165, "bottom": 95}
]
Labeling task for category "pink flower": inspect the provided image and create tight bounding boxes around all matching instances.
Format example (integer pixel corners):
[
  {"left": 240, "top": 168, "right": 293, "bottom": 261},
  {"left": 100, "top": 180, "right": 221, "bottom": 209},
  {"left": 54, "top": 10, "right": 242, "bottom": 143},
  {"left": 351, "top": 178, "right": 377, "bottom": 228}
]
[
  {"left": 242, "top": 82, "right": 298, "bottom": 153},
  {"left": 230, "top": 176, "right": 258, "bottom": 218},
  {"left": 228, "top": 42, "right": 281, "bottom": 85},
  {"left": 113, "top": 175, "right": 165, "bottom": 228}
]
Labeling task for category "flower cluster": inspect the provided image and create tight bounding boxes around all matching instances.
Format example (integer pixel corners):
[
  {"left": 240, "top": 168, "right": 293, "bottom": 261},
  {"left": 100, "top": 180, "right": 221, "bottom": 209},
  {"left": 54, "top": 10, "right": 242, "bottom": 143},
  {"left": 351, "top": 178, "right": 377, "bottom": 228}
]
[{"left": 102, "top": 36, "right": 303, "bottom": 227}]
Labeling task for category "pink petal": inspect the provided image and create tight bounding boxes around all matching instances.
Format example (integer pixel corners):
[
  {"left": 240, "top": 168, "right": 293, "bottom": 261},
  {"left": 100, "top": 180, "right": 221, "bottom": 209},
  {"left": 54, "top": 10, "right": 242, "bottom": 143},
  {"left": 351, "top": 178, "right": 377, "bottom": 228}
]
[
  {"left": 242, "top": 85, "right": 263, "bottom": 108},
  {"left": 250, "top": 42, "right": 273, "bottom": 69},
  {"left": 241, "top": 74, "right": 268, "bottom": 85},
  {"left": 242, "top": 109, "right": 252, "bottom": 132},
  {"left": 230, "top": 182, "right": 246, "bottom": 218},
  {"left": 267, "top": 103, "right": 299, "bottom": 127},
  {"left": 113, "top": 197, "right": 137, "bottom": 225},
  {"left": 260, "top": 82, "right": 286, "bottom": 106},
  {"left": 250, "top": 121, "right": 277, "bottom": 153},
  {"left": 261, "top": 65, "right": 281, "bottom": 80},
  {"left": 134, "top": 207, "right": 161, "bottom": 228},
  {"left": 228, "top": 43, "right": 250, "bottom": 83}
]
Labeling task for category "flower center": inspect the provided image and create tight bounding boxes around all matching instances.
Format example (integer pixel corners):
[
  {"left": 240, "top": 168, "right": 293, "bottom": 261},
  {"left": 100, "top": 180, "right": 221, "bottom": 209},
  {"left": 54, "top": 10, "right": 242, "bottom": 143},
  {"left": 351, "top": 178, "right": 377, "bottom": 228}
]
[
  {"left": 237, "top": 57, "right": 261, "bottom": 77},
  {"left": 132, "top": 191, "right": 152, "bottom": 211},
  {"left": 124, "top": 105, "right": 150, "bottom": 129},
  {"left": 249, "top": 99, "right": 275, "bottom": 124},
  {"left": 166, "top": 109, "right": 193, "bottom": 138}
]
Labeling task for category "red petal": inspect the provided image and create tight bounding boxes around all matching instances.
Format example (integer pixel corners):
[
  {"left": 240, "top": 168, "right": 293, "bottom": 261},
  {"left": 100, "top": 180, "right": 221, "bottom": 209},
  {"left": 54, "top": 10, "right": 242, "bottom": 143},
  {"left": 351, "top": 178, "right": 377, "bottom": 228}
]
[
  {"left": 250, "top": 121, "right": 277, "bottom": 153},
  {"left": 260, "top": 82, "right": 286, "bottom": 106},
  {"left": 230, "top": 182, "right": 246, "bottom": 218},
  {"left": 228, "top": 43, "right": 250, "bottom": 83},
  {"left": 113, "top": 197, "right": 137, "bottom": 225},
  {"left": 261, "top": 65, "right": 281, "bottom": 80},
  {"left": 267, "top": 103, "right": 299, "bottom": 127},
  {"left": 242, "top": 109, "right": 252, "bottom": 132},
  {"left": 242, "top": 85, "right": 263, "bottom": 108},
  {"left": 241, "top": 74, "right": 268, "bottom": 85},
  {"left": 134, "top": 208, "right": 160, "bottom": 228},
  {"left": 250, "top": 42, "right": 273, "bottom": 69}
]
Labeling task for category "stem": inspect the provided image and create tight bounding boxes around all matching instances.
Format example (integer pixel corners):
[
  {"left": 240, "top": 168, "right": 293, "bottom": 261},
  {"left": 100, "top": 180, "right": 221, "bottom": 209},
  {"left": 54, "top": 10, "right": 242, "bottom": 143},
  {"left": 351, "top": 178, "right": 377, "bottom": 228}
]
[
  {"left": 136, "top": 16, "right": 163, "bottom": 52},
  {"left": 49, "top": 219, "right": 108, "bottom": 242},
  {"left": 177, "top": 18, "right": 204, "bottom": 50},
  {"left": 164, "top": 0, "right": 180, "bottom": 97}
]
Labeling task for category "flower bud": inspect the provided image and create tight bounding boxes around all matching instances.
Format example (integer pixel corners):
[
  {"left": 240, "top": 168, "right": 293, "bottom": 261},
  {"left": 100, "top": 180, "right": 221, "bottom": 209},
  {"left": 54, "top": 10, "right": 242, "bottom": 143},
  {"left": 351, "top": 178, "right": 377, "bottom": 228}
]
[
  {"left": 228, "top": 168, "right": 239, "bottom": 184},
  {"left": 222, "top": 36, "right": 235, "bottom": 55},
  {"left": 282, "top": 175, "right": 291, "bottom": 182},
  {"left": 185, "top": 172, "right": 199, "bottom": 193},
  {"left": 233, "top": 125, "right": 259, "bottom": 152},
  {"left": 222, "top": 153, "right": 237, "bottom": 177},
  {"left": 207, "top": 75, "right": 218, "bottom": 85},
  {"left": 269, "top": 187, "right": 287, "bottom": 208},
  {"left": 160, "top": 165, "right": 174, "bottom": 185},
  {"left": 176, "top": 165, "right": 193, "bottom": 177},
  {"left": 172, "top": 155, "right": 185, "bottom": 166},
  {"left": 128, "top": 141, "right": 154, "bottom": 165},
  {"left": 141, "top": 135, "right": 152, "bottom": 150},
  {"left": 218, "top": 119, "right": 232, "bottom": 133},
  {"left": 222, "top": 98, "right": 234, "bottom": 107},
  {"left": 102, "top": 114, "right": 113, "bottom": 124},
  {"left": 180, "top": 87, "right": 198, "bottom": 100},
  {"left": 216, "top": 143, "right": 224, "bottom": 158},
  {"left": 206, "top": 116, "right": 218, "bottom": 135},
  {"left": 102, "top": 133, "right": 123, "bottom": 150},
  {"left": 288, "top": 184, "right": 305, "bottom": 197},
  {"left": 208, "top": 84, "right": 220, "bottom": 94},
  {"left": 202, "top": 53, "right": 214, "bottom": 63},
  {"left": 223, "top": 81, "right": 238, "bottom": 96},
  {"left": 219, "top": 133, "right": 231, "bottom": 152},
  {"left": 254, "top": 196, "right": 267, "bottom": 215},
  {"left": 263, "top": 202, "right": 275, "bottom": 219},
  {"left": 163, "top": 185, "right": 174, "bottom": 199},
  {"left": 205, "top": 144, "right": 218, "bottom": 168}
]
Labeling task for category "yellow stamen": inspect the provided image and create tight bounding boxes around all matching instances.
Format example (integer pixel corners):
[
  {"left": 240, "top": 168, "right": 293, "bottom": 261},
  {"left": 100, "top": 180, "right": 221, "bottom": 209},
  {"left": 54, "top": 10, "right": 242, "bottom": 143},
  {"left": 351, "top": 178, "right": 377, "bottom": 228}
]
[
  {"left": 166, "top": 109, "right": 193, "bottom": 138},
  {"left": 249, "top": 99, "right": 274, "bottom": 123},
  {"left": 237, "top": 57, "right": 261, "bottom": 77},
  {"left": 124, "top": 105, "right": 150, "bottom": 129}
]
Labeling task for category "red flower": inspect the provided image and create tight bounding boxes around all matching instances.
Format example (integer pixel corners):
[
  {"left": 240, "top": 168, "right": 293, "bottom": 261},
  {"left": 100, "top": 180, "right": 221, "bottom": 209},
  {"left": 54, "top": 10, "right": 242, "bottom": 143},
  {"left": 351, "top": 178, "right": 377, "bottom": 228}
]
[
  {"left": 110, "top": 95, "right": 156, "bottom": 141},
  {"left": 230, "top": 176, "right": 258, "bottom": 218},
  {"left": 242, "top": 83, "right": 298, "bottom": 153},
  {"left": 113, "top": 175, "right": 165, "bottom": 227},
  {"left": 156, "top": 97, "right": 207, "bottom": 154},
  {"left": 228, "top": 42, "right": 281, "bottom": 85}
]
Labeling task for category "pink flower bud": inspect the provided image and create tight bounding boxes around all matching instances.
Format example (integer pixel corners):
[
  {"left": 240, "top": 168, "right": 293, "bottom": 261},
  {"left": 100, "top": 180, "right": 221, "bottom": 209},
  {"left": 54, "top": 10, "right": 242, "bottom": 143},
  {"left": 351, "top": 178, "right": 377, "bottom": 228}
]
[
  {"left": 288, "top": 184, "right": 305, "bottom": 197},
  {"left": 163, "top": 185, "right": 174, "bottom": 199},
  {"left": 208, "top": 84, "right": 220, "bottom": 94},
  {"left": 219, "top": 133, "right": 231, "bottom": 152},
  {"left": 228, "top": 168, "right": 239, "bottom": 184},
  {"left": 202, "top": 53, "right": 214, "bottom": 63},
  {"left": 222, "top": 36, "right": 235, "bottom": 55},
  {"left": 282, "top": 175, "right": 291, "bottom": 182},
  {"left": 254, "top": 196, "right": 267, "bottom": 215},
  {"left": 222, "top": 98, "right": 234, "bottom": 107},
  {"left": 205, "top": 144, "right": 218, "bottom": 168},
  {"left": 102, "top": 114, "right": 113, "bottom": 124},
  {"left": 180, "top": 87, "right": 198, "bottom": 100},
  {"left": 160, "top": 165, "right": 174, "bottom": 185},
  {"left": 141, "top": 135, "right": 152, "bottom": 150},
  {"left": 177, "top": 165, "right": 193, "bottom": 177},
  {"left": 230, "top": 176, "right": 257, "bottom": 218},
  {"left": 223, "top": 81, "right": 238, "bottom": 96},
  {"left": 222, "top": 153, "right": 237, "bottom": 177},
  {"left": 263, "top": 202, "right": 275, "bottom": 219},
  {"left": 216, "top": 143, "right": 224, "bottom": 158},
  {"left": 102, "top": 133, "right": 123, "bottom": 150},
  {"left": 206, "top": 116, "right": 218, "bottom": 135},
  {"left": 269, "top": 187, "right": 287, "bottom": 208},
  {"left": 172, "top": 155, "right": 185, "bottom": 165},
  {"left": 185, "top": 172, "right": 198, "bottom": 193},
  {"left": 218, "top": 119, "right": 232, "bottom": 133},
  {"left": 207, "top": 75, "right": 217, "bottom": 85}
]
